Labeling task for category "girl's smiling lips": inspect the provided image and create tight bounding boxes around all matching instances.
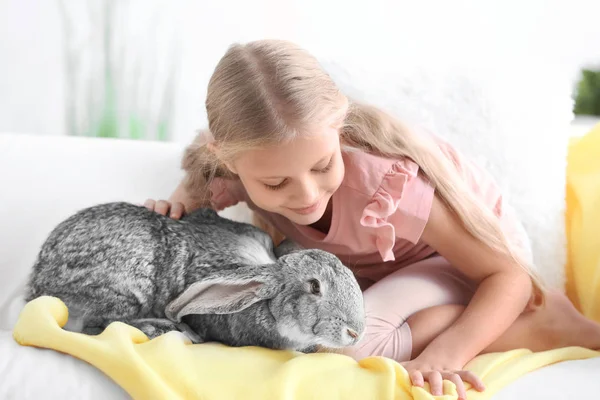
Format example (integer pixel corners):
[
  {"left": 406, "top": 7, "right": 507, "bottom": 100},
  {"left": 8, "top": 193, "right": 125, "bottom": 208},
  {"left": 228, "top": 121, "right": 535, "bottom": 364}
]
[{"left": 287, "top": 198, "right": 323, "bottom": 215}]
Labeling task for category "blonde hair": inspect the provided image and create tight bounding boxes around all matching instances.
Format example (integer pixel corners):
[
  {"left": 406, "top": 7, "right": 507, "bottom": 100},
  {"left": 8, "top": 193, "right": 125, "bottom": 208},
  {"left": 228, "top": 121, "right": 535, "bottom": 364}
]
[{"left": 183, "top": 39, "right": 545, "bottom": 300}]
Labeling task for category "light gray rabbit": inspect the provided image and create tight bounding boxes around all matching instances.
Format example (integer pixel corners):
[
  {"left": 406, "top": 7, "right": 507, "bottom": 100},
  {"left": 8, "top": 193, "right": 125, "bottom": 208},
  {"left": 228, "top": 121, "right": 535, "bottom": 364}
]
[{"left": 25, "top": 202, "right": 365, "bottom": 353}]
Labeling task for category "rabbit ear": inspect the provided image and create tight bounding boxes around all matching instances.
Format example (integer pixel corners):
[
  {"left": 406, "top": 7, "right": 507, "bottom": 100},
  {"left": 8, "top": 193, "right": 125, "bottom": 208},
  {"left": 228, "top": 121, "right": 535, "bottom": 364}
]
[{"left": 165, "top": 274, "right": 272, "bottom": 322}]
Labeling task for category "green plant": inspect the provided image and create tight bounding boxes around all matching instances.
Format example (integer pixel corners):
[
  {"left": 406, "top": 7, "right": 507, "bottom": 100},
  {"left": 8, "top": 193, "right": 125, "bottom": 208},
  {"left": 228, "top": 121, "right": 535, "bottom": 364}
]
[
  {"left": 574, "top": 68, "right": 600, "bottom": 116},
  {"left": 58, "top": 0, "right": 178, "bottom": 141}
]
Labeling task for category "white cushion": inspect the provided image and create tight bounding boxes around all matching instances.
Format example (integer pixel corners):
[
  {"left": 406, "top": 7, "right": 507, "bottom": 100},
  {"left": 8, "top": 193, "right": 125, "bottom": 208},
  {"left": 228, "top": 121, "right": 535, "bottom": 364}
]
[
  {"left": 0, "top": 133, "right": 249, "bottom": 330},
  {"left": 0, "top": 134, "right": 175, "bottom": 327}
]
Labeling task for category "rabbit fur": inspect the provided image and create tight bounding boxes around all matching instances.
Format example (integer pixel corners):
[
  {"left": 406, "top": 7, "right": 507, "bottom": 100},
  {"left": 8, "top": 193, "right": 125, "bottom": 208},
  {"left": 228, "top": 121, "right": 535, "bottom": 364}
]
[{"left": 25, "top": 202, "right": 366, "bottom": 353}]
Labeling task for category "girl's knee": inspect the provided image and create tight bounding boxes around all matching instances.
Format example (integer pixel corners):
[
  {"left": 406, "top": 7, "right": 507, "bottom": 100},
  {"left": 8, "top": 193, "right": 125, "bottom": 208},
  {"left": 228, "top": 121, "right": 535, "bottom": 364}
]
[{"left": 342, "top": 318, "right": 413, "bottom": 362}]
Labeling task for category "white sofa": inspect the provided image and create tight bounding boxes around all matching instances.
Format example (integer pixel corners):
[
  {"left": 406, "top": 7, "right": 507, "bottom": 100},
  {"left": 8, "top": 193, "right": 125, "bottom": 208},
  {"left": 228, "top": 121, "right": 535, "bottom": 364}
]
[
  {"left": 1, "top": 132, "right": 599, "bottom": 399},
  {"left": 0, "top": 55, "right": 598, "bottom": 399}
]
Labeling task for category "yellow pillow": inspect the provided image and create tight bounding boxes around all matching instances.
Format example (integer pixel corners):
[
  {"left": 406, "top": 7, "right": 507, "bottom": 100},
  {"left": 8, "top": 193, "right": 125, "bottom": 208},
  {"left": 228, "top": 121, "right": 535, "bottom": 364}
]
[{"left": 565, "top": 122, "right": 600, "bottom": 322}]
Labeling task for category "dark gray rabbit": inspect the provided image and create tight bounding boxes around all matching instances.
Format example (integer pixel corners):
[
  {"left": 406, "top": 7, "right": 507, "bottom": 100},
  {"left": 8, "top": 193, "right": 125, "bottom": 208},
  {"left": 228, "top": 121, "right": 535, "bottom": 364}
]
[{"left": 25, "top": 202, "right": 365, "bottom": 353}]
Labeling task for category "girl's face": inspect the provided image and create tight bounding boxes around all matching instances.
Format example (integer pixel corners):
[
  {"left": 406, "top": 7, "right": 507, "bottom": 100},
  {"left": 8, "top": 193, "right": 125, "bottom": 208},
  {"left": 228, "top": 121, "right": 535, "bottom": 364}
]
[{"left": 227, "top": 125, "right": 345, "bottom": 226}]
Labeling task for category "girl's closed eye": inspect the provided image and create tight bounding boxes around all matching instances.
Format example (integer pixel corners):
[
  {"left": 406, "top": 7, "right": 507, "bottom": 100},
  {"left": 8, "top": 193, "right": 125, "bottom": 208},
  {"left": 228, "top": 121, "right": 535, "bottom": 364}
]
[
  {"left": 263, "top": 157, "right": 334, "bottom": 190},
  {"left": 264, "top": 179, "right": 288, "bottom": 191},
  {"left": 313, "top": 157, "right": 334, "bottom": 173}
]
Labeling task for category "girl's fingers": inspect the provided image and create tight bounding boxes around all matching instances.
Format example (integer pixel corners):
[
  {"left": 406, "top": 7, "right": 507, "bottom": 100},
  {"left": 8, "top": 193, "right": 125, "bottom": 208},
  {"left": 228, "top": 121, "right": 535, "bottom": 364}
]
[
  {"left": 409, "top": 370, "right": 424, "bottom": 387},
  {"left": 170, "top": 202, "right": 185, "bottom": 219},
  {"left": 457, "top": 370, "right": 486, "bottom": 391},
  {"left": 406, "top": 368, "right": 483, "bottom": 398},
  {"left": 155, "top": 200, "right": 171, "bottom": 216},
  {"left": 143, "top": 199, "right": 156, "bottom": 211},
  {"left": 444, "top": 372, "right": 467, "bottom": 400},
  {"left": 426, "top": 371, "right": 444, "bottom": 396}
]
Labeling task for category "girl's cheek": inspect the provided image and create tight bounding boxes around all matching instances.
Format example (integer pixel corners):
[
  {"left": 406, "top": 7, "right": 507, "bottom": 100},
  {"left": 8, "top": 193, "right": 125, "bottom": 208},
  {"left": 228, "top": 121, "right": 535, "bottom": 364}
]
[
  {"left": 256, "top": 188, "right": 287, "bottom": 209},
  {"left": 329, "top": 165, "right": 345, "bottom": 191}
]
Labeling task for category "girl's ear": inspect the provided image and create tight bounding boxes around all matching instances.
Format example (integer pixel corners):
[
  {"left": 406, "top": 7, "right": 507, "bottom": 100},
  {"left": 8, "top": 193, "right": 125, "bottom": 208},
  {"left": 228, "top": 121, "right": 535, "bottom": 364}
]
[
  {"left": 224, "top": 162, "right": 238, "bottom": 174},
  {"left": 207, "top": 142, "right": 238, "bottom": 174}
]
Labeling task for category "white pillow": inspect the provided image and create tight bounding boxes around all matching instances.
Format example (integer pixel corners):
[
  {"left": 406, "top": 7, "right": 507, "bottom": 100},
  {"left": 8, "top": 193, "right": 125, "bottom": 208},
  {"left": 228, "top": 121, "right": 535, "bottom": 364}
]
[{"left": 317, "top": 54, "right": 573, "bottom": 289}]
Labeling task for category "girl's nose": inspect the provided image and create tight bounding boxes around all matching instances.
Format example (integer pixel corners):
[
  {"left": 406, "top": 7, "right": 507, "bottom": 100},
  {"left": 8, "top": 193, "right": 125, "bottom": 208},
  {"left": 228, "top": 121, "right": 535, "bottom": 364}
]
[{"left": 294, "top": 178, "right": 320, "bottom": 205}]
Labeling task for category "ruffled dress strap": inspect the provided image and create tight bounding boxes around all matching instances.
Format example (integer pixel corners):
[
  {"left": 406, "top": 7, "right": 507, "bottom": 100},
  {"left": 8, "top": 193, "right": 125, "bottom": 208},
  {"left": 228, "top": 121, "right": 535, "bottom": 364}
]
[{"left": 360, "top": 158, "right": 435, "bottom": 262}]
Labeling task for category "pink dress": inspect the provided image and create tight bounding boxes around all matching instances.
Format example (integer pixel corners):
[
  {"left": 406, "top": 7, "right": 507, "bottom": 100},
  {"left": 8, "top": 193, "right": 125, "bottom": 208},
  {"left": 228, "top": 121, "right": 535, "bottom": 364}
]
[{"left": 208, "top": 135, "right": 531, "bottom": 362}]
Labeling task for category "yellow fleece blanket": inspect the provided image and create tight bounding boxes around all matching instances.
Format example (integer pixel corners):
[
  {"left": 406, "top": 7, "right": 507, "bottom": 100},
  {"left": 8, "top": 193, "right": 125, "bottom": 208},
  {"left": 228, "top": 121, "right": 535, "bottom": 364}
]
[
  {"left": 13, "top": 296, "right": 599, "bottom": 400},
  {"left": 565, "top": 122, "right": 600, "bottom": 323}
]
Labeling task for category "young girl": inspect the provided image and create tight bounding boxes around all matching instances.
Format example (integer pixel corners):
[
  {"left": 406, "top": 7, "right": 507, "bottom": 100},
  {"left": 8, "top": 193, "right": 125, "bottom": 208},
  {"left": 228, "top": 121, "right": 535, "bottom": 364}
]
[{"left": 145, "top": 39, "right": 600, "bottom": 399}]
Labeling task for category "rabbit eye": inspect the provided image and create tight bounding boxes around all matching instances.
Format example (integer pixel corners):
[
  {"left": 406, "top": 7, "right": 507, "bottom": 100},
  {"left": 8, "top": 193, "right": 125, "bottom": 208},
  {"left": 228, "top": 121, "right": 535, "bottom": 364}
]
[{"left": 309, "top": 279, "right": 321, "bottom": 295}]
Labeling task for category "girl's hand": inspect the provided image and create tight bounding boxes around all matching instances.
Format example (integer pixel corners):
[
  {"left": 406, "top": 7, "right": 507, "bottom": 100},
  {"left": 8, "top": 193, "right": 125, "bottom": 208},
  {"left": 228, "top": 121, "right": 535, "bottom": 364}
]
[
  {"left": 143, "top": 199, "right": 186, "bottom": 220},
  {"left": 401, "top": 357, "right": 485, "bottom": 400}
]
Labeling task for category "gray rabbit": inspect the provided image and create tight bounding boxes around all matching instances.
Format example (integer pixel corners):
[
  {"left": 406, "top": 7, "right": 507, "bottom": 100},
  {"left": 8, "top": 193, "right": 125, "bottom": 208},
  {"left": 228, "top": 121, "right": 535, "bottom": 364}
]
[{"left": 25, "top": 202, "right": 365, "bottom": 353}]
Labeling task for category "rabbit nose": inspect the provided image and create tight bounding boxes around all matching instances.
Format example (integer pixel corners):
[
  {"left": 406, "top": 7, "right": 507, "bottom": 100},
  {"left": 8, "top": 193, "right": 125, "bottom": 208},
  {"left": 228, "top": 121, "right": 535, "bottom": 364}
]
[{"left": 347, "top": 328, "right": 358, "bottom": 339}]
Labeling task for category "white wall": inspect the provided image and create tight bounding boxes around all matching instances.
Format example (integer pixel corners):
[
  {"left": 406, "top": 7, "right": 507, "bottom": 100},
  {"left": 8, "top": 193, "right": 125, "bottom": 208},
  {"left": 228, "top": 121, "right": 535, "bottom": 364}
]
[
  {"left": 0, "top": 0, "right": 65, "bottom": 136},
  {"left": 1, "top": 0, "right": 599, "bottom": 141}
]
